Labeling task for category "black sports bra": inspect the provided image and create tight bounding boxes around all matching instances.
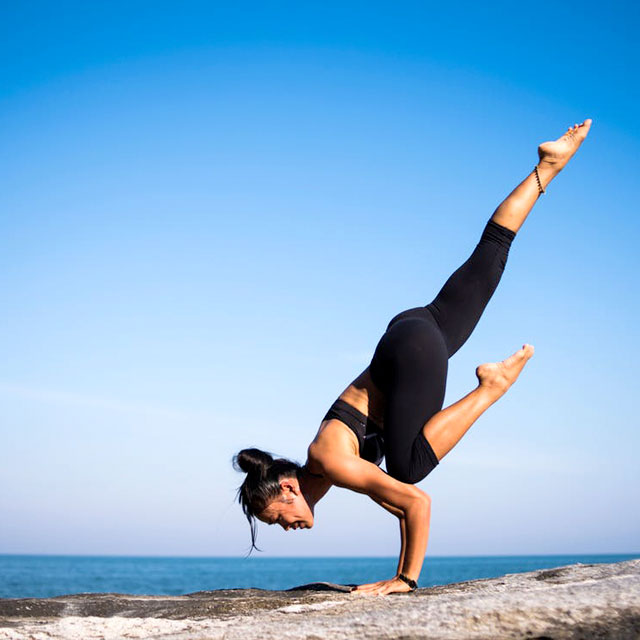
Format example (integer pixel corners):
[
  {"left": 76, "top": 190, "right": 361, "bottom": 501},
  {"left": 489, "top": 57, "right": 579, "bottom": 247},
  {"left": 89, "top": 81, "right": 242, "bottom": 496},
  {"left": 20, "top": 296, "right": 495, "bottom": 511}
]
[{"left": 322, "top": 399, "right": 385, "bottom": 466}]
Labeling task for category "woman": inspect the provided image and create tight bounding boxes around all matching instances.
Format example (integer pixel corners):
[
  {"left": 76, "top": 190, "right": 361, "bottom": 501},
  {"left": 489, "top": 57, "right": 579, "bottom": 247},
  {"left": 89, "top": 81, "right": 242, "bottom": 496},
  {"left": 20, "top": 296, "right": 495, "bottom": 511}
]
[{"left": 233, "top": 119, "right": 593, "bottom": 595}]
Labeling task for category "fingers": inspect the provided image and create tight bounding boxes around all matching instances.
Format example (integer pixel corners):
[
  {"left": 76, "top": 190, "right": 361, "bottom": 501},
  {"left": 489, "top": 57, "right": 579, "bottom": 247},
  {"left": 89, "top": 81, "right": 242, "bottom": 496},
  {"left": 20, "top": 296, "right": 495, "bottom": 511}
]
[
  {"left": 351, "top": 579, "right": 412, "bottom": 596},
  {"left": 351, "top": 580, "right": 386, "bottom": 594},
  {"left": 353, "top": 585, "right": 386, "bottom": 596},
  {"left": 353, "top": 581, "right": 392, "bottom": 594},
  {"left": 362, "top": 583, "right": 405, "bottom": 596}
]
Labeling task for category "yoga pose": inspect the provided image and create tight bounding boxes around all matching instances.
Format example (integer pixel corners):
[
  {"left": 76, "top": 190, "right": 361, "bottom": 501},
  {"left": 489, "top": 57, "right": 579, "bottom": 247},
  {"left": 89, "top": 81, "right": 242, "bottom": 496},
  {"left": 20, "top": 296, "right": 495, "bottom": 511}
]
[{"left": 233, "top": 119, "right": 592, "bottom": 595}]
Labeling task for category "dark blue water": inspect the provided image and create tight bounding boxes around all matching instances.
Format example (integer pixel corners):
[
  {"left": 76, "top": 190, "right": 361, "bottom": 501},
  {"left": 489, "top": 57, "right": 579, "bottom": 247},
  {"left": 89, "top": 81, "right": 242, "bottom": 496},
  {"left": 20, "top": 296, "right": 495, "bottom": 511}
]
[{"left": 0, "top": 554, "right": 637, "bottom": 599}]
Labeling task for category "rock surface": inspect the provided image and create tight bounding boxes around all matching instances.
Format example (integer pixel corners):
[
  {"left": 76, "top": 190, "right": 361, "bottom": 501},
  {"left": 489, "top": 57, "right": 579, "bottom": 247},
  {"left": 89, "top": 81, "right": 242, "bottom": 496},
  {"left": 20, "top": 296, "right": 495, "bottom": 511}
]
[{"left": 1, "top": 559, "right": 639, "bottom": 639}]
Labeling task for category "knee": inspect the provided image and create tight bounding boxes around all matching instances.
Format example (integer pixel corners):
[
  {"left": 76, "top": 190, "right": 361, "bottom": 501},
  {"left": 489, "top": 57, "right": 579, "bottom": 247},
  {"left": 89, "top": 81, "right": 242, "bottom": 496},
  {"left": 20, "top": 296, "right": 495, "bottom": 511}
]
[{"left": 385, "top": 440, "right": 439, "bottom": 485}]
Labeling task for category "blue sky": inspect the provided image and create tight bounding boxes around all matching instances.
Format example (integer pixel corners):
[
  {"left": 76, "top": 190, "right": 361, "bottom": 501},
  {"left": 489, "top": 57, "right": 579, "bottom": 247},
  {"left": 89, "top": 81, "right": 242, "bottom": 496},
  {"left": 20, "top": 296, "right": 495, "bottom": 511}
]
[{"left": 1, "top": 1, "right": 639, "bottom": 561}]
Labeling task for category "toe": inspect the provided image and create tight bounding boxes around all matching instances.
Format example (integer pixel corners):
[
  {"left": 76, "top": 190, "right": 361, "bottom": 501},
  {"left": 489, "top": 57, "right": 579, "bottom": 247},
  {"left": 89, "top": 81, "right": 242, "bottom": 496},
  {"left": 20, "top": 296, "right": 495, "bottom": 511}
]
[
  {"left": 579, "top": 118, "right": 593, "bottom": 134},
  {"left": 505, "top": 350, "right": 524, "bottom": 366}
]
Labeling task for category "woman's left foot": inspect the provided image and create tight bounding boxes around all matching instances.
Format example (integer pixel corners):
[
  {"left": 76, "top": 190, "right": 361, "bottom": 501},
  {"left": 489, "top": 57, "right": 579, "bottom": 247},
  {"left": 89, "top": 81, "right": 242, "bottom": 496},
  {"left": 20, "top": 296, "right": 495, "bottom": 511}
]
[
  {"left": 537, "top": 118, "right": 592, "bottom": 171},
  {"left": 476, "top": 344, "right": 535, "bottom": 397}
]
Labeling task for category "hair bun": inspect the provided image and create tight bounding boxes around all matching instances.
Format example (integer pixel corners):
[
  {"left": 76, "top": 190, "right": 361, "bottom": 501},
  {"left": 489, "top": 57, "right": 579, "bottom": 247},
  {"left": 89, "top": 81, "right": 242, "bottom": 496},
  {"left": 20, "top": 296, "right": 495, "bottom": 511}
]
[{"left": 233, "top": 448, "right": 274, "bottom": 477}]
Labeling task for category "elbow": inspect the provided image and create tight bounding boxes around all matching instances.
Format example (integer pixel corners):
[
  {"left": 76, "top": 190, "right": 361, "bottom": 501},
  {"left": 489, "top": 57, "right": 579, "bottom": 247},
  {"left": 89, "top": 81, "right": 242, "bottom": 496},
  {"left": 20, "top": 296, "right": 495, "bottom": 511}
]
[
  {"left": 404, "top": 487, "right": 431, "bottom": 517},
  {"left": 409, "top": 486, "right": 431, "bottom": 506}
]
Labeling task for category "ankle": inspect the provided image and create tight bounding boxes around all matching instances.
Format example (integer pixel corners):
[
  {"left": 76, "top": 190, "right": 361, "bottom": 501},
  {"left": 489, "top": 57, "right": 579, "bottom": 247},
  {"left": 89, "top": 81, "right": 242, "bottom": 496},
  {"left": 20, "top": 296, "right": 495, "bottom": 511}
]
[
  {"left": 475, "top": 383, "right": 503, "bottom": 405},
  {"left": 536, "top": 160, "right": 562, "bottom": 186}
]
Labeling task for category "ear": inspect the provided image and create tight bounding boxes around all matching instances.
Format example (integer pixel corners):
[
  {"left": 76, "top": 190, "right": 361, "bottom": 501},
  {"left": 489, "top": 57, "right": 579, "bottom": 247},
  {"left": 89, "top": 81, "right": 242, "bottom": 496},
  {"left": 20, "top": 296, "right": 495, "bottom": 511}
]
[{"left": 279, "top": 477, "right": 299, "bottom": 496}]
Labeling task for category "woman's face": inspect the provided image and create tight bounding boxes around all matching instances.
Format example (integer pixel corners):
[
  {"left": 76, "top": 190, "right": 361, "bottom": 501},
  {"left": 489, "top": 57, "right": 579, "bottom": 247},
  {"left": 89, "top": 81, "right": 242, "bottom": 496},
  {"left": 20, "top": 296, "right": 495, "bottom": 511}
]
[{"left": 257, "top": 477, "right": 314, "bottom": 531}]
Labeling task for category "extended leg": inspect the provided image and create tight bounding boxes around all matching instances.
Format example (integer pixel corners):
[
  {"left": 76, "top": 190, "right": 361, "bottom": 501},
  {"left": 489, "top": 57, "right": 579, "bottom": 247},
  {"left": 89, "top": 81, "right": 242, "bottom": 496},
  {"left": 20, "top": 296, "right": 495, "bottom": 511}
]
[{"left": 425, "top": 119, "right": 593, "bottom": 357}]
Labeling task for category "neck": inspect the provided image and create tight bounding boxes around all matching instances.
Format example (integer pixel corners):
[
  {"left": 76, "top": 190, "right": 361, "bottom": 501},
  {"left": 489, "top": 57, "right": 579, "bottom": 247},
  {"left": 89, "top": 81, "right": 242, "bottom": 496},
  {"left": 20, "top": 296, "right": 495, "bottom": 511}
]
[{"left": 298, "top": 464, "right": 332, "bottom": 513}]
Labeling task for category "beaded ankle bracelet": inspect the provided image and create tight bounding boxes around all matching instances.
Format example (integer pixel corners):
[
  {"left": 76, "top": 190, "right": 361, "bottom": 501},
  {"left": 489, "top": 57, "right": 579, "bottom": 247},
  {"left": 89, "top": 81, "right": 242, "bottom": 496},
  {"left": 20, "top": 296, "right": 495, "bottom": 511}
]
[{"left": 534, "top": 165, "right": 546, "bottom": 195}]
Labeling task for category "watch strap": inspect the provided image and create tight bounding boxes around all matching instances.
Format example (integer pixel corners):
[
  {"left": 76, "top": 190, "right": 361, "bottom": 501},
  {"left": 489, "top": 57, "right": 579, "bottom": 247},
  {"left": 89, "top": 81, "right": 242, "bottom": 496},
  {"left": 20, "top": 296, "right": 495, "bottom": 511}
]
[{"left": 397, "top": 573, "right": 418, "bottom": 590}]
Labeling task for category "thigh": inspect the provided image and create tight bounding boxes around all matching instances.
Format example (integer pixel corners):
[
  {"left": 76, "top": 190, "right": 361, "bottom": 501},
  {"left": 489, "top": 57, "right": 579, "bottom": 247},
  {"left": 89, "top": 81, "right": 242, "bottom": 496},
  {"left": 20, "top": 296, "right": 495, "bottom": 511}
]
[
  {"left": 370, "top": 316, "right": 448, "bottom": 483},
  {"left": 385, "top": 220, "right": 515, "bottom": 359},
  {"left": 425, "top": 219, "right": 515, "bottom": 357}
]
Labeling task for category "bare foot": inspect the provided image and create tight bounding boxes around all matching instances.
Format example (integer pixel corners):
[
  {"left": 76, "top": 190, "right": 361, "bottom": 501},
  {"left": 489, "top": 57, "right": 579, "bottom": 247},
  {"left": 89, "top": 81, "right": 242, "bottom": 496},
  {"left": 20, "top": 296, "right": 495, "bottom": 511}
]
[
  {"left": 476, "top": 344, "right": 535, "bottom": 397},
  {"left": 537, "top": 119, "right": 592, "bottom": 171}
]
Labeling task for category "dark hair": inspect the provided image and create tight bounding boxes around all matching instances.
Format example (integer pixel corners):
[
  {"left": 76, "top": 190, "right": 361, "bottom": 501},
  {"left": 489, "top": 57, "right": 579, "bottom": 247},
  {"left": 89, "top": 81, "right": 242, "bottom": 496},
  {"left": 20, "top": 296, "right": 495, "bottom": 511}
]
[{"left": 232, "top": 448, "right": 303, "bottom": 555}]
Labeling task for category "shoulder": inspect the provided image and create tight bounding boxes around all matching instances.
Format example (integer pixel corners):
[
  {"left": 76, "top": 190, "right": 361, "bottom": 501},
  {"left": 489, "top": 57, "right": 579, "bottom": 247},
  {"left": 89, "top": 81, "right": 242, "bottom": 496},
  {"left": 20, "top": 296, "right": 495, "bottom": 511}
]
[
  {"left": 309, "top": 418, "right": 359, "bottom": 460},
  {"left": 305, "top": 419, "right": 359, "bottom": 483}
]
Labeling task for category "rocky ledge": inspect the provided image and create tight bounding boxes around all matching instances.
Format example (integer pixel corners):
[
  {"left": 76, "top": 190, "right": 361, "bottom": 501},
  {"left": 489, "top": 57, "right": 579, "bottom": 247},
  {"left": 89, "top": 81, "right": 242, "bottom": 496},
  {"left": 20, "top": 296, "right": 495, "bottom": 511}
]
[{"left": 0, "top": 559, "right": 639, "bottom": 639}]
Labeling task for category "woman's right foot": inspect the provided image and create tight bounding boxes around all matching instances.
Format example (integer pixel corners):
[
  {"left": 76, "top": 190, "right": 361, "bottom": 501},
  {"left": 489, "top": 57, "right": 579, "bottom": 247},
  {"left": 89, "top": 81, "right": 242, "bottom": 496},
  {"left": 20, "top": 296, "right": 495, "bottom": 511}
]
[
  {"left": 537, "top": 118, "right": 592, "bottom": 171},
  {"left": 476, "top": 344, "right": 535, "bottom": 397}
]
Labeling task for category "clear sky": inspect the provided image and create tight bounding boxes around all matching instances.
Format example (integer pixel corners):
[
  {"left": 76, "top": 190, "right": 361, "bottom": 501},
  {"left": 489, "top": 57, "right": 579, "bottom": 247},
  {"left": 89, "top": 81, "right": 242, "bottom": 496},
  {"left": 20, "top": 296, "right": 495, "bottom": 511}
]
[{"left": 1, "top": 1, "right": 639, "bottom": 559}]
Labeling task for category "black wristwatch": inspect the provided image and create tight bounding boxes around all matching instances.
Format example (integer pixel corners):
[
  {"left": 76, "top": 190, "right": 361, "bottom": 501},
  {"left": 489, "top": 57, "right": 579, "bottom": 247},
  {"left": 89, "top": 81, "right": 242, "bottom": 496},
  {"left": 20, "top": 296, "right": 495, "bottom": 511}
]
[{"left": 397, "top": 573, "right": 418, "bottom": 591}]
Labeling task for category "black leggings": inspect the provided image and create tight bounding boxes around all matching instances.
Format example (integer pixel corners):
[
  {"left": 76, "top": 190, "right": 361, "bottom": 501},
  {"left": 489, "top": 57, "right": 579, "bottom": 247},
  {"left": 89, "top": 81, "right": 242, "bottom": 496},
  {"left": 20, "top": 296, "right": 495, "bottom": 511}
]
[{"left": 369, "top": 218, "right": 516, "bottom": 484}]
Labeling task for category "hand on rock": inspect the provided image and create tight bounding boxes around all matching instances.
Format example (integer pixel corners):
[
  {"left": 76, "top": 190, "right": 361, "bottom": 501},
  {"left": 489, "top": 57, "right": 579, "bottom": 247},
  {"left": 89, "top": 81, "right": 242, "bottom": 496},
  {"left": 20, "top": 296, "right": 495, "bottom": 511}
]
[{"left": 350, "top": 576, "right": 414, "bottom": 596}]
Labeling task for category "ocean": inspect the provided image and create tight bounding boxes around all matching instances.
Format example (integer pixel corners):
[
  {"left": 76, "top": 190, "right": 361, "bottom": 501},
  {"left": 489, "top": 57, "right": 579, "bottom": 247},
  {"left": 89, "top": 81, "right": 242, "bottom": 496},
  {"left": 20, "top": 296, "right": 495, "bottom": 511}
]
[{"left": 1, "top": 553, "right": 637, "bottom": 599}]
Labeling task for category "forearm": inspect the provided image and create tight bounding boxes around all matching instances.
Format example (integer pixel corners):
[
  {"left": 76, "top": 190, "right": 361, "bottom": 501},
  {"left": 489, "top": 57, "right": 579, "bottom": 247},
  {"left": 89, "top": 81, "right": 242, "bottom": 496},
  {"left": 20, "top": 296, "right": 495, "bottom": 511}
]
[
  {"left": 368, "top": 495, "right": 407, "bottom": 575},
  {"left": 400, "top": 496, "right": 431, "bottom": 581},
  {"left": 328, "top": 455, "right": 433, "bottom": 587},
  {"left": 396, "top": 515, "right": 407, "bottom": 575}
]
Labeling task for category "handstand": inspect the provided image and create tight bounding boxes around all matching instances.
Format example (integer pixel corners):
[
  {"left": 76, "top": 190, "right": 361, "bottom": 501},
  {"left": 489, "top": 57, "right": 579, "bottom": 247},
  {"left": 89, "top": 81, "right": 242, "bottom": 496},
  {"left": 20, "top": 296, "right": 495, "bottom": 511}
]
[{"left": 233, "top": 119, "right": 592, "bottom": 595}]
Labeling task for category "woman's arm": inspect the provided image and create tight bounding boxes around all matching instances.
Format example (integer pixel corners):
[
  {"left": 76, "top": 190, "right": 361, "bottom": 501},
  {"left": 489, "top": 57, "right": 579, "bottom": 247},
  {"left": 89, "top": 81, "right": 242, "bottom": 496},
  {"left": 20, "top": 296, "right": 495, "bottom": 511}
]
[
  {"left": 397, "top": 516, "right": 407, "bottom": 576},
  {"left": 369, "top": 495, "right": 407, "bottom": 575},
  {"left": 320, "top": 453, "right": 431, "bottom": 594}
]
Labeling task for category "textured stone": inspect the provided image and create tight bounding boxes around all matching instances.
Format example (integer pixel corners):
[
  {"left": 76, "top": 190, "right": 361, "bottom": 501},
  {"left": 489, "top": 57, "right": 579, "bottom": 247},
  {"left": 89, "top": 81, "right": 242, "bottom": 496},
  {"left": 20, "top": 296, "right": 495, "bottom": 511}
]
[{"left": 0, "top": 559, "right": 639, "bottom": 639}]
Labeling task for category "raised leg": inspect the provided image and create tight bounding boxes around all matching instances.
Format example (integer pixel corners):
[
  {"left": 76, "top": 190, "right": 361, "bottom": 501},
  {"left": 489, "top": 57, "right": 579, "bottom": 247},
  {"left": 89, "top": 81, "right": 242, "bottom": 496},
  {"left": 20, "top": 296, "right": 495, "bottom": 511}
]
[
  {"left": 425, "top": 118, "right": 593, "bottom": 357},
  {"left": 423, "top": 344, "right": 535, "bottom": 460},
  {"left": 377, "top": 120, "right": 592, "bottom": 483}
]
